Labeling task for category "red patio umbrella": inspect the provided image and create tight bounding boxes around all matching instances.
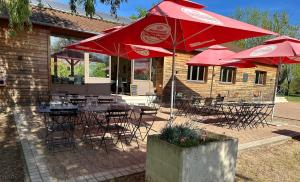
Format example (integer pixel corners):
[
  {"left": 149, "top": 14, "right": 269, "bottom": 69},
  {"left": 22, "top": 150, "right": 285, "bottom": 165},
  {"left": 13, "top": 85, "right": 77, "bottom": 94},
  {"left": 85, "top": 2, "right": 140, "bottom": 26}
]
[
  {"left": 187, "top": 45, "right": 256, "bottom": 97},
  {"left": 66, "top": 30, "right": 173, "bottom": 94},
  {"left": 73, "top": 0, "right": 276, "bottom": 118},
  {"left": 227, "top": 35, "right": 300, "bottom": 119}
]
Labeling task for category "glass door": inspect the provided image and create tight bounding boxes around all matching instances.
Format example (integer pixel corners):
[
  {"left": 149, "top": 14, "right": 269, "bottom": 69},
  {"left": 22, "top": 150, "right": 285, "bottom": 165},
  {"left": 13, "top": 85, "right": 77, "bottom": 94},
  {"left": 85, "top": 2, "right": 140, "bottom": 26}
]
[{"left": 132, "top": 58, "right": 155, "bottom": 95}]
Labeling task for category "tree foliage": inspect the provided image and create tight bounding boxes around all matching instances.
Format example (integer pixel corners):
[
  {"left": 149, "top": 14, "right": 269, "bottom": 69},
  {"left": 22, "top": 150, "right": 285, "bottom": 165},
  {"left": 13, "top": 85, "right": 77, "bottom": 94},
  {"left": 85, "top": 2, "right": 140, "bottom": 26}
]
[
  {"left": 0, "top": 0, "right": 32, "bottom": 36},
  {"left": 69, "top": 0, "right": 127, "bottom": 18},
  {"left": 232, "top": 8, "right": 300, "bottom": 49},
  {"left": 129, "top": 7, "right": 147, "bottom": 20},
  {"left": 89, "top": 62, "right": 107, "bottom": 78},
  {"left": 0, "top": 0, "right": 126, "bottom": 35},
  {"left": 232, "top": 8, "right": 300, "bottom": 95}
]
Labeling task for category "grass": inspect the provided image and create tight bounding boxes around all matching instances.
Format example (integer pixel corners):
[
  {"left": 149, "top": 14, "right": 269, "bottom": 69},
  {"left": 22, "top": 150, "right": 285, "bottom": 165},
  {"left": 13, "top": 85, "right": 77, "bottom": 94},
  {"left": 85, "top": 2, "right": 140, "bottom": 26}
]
[
  {"left": 285, "top": 96, "right": 300, "bottom": 102},
  {"left": 236, "top": 137, "right": 300, "bottom": 181}
]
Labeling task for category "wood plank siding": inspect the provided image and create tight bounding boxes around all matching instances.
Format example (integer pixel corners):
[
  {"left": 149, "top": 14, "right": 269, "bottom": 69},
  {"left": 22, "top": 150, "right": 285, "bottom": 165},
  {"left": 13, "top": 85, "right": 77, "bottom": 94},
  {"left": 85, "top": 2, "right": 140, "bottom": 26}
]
[
  {"left": 0, "top": 26, "right": 50, "bottom": 106},
  {"left": 162, "top": 51, "right": 277, "bottom": 101}
]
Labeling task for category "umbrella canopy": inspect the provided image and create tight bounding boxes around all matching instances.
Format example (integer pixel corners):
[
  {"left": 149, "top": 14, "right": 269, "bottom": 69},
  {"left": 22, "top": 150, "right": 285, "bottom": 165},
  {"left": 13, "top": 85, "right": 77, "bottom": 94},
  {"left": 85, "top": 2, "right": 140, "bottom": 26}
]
[
  {"left": 228, "top": 36, "right": 300, "bottom": 65},
  {"left": 66, "top": 26, "right": 173, "bottom": 94},
  {"left": 186, "top": 45, "right": 256, "bottom": 67},
  {"left": 76, "top": 0, "right": 276, "bottom": 119},
  {"left": 227, "top": 35, "right": 300, "bottom": 120},
  {"left": 187, "top": 45, "right": 256, "bottom": 97},
  {"left": 95, "top": 0, "right": 276, "bottom": 51},
  {"left": 67, "top": 40, "right": 173, "bottom": 60}
]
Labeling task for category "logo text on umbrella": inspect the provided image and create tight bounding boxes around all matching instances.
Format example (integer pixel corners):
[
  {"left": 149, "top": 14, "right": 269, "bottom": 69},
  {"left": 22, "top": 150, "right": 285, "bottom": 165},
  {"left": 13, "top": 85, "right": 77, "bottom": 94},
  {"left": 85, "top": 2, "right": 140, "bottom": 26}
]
[
  {"left": 131, "top": 46, "right": 150, "bottom": 56},
  {"left": 181, "top": 7, "right": 223, "bottom": 25},
  {"left": 250, "top": 45, "right": 277, "bottom": 57},
  {"left": 141, "top": 23, "right": 171, "bottom": 44}
]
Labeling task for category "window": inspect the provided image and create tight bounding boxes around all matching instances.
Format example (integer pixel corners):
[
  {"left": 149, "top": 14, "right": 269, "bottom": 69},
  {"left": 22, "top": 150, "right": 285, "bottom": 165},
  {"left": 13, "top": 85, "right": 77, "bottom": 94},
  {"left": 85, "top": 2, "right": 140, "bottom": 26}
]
[
  {"left": 134, "top": 58, "right": 151, "bottom": 80},
  {"left": 220, "top": 67, "right": 236, "bottom": 83},
  {"left": 50, "top": 36, "right": 84, "bottom": 84},
  {"left": 255, "top": 71, "right": 267, "bottom": 85},
  {"left": 187, "top": 66, "right": 206, "bottom": 82},
  {"left": 89, "top": 53, "right": 110, "bottom": 78}
]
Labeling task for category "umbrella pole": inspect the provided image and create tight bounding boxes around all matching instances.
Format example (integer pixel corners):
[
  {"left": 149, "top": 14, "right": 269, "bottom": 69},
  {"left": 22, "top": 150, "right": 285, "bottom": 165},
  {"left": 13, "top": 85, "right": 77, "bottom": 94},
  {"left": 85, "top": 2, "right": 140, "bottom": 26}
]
[
  {"left": 210, "top": 66, "right": 215, "bottom": 98},
  {"left": 115, "top": 44, "right": 120, "bottom": 95},
  {"left": 271, "top": 59, "right": 282, "bottom": 121},
  {"left": 170, "top": 46, "right": 176, "bottom": 121},
  {"left": 116, "top": 56, "right": 120, "bottom": 95}
]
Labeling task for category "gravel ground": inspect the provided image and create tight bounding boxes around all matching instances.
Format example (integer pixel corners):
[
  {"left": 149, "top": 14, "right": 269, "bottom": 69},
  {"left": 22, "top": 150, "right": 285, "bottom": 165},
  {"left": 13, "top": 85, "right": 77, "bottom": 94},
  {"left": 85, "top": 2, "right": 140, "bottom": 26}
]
[
  {"left": 0, "top": 113, "right": 24, "bottom": 182},
  {"left": 236, "top": 137, "right": 300, "bottom": 182}
]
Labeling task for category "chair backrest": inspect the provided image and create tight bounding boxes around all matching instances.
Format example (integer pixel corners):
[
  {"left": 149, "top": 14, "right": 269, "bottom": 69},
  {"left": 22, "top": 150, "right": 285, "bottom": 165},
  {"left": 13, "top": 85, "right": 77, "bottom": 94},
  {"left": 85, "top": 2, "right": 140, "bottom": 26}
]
[
  {"left": 48, "top": 109, "right": 78, "bottom": 127},
  {"left": 49, "top": 109, "right": 78, "bottom": 117},
  {"left": 204, "top": 98, "right": 213, "bottom": 106},
  {"left": 98, "top": 98, "right": 115, "bottom": 104},
  {"left": 190, "top": 96, "right": 201, "bottom": 105},
  {"left": 70, "top": 98, "right": 87, "bottom": 106},
  {"left": 215, "top": 96, "right": 225, "bottom": 103}
]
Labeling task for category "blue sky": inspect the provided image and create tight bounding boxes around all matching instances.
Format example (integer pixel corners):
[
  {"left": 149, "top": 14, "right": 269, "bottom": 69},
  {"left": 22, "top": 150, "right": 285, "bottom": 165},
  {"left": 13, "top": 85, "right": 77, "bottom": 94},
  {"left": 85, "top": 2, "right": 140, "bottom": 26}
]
[{"left": 59, "top": 0, "right": 299, "bottom": 25}]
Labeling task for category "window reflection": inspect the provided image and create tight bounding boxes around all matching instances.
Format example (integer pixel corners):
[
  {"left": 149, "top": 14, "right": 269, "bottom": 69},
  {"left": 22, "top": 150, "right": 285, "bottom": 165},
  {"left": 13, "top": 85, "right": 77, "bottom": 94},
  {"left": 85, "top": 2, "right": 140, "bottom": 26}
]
[
  {"left": 89, "top": 53, "right": 110, "bottom": 78},
  {"left": 134, "top": 59, "right": 150, "bottom": 80}
]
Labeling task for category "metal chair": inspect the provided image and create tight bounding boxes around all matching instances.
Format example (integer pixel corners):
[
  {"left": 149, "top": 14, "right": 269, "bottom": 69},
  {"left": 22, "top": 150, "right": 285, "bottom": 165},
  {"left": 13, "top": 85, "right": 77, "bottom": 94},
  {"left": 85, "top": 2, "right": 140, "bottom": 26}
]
[
  {"left": 97, "top": 107, "right": 132, "bottom": 152},
  {"left": 130, "top": 106, "right": 158, "bottom": 142},
  {"left": 45, "top": 109, "right": 77, "bottom": 152}
]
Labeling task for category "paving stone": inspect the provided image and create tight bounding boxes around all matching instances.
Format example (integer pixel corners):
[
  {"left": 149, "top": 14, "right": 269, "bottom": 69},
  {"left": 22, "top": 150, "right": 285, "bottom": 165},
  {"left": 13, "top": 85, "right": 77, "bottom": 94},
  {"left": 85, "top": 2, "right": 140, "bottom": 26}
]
[{"left": 13, "top": 106, "right": 300, "bottom": 182}]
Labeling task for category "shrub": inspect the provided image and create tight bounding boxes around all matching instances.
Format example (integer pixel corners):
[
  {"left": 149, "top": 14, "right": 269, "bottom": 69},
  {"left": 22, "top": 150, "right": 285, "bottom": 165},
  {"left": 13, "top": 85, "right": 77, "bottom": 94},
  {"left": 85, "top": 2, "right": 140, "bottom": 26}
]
[{"left": 159, "top": 124, "right": 216, "bottom": 148}]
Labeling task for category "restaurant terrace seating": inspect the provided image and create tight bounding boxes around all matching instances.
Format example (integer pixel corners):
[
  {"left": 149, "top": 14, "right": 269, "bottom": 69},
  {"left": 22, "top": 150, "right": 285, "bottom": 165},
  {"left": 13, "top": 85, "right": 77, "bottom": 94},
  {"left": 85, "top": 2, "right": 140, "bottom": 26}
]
[{"left": 38, "top": 94, "right": 161, "bottom": 152}]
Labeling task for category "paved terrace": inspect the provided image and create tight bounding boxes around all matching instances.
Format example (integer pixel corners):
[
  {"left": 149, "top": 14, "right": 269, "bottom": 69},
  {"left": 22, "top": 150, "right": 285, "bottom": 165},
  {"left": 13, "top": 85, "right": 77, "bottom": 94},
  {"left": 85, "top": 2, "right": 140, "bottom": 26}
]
[{"left": 14, "top": 105, "right": 300, "bottom": 181}]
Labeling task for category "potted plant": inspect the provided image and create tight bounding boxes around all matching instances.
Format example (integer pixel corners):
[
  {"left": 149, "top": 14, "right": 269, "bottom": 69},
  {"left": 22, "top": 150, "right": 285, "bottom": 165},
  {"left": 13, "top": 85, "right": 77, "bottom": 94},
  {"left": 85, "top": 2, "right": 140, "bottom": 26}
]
[{"left": 145, "top": 124, "right": 238, "bottom": 182}]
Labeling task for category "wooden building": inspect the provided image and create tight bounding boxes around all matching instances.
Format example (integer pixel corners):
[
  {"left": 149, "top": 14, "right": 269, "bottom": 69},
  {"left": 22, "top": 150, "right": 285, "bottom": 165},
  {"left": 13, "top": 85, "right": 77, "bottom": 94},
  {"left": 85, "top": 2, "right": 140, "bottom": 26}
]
[
  {"left": 162, "top": 51, "right": 277, "bottom": 101},
  {"left": 0, "top": 1, "right": 277, "bottom": 106}
]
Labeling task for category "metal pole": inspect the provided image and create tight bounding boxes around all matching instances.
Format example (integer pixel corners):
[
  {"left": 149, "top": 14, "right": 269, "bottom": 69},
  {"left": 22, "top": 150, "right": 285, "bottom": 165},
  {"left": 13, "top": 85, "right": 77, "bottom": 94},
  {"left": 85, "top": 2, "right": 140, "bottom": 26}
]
[
  {"left": 170, "top": 46, "right": 176, "bottom": 120},
  {"left": 116, "top": 56, "right": 120, "bottom": 94},
  {"left": 170, "top": 20, "right": 177, "bottom": 121},
  {"left": 271, "top": 58, "right": 282, "bottom": 121},
  {"left": 115, "top": 44, "right": 120, "bottom": 95},
  {"left": 210, "top": 66, "right": 215, "bottom": 98}
]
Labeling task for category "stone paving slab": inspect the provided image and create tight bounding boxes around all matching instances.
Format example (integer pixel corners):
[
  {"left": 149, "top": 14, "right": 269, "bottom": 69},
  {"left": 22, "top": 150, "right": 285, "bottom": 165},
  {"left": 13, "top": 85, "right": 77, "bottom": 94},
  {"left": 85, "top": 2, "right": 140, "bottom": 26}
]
[
  {"left": 274, "top": 102, "right": 300, "bottom": 122},
  {"left": 14, "top": 106, "right": 300, "bottom": 181}
]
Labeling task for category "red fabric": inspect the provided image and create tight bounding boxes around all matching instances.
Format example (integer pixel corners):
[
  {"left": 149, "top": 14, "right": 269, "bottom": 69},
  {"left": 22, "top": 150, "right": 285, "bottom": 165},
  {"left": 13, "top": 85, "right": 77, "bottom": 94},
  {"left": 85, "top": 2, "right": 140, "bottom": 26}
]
[
  {"left": 187, "top": 45, "right": 235, "bottom": 66},
  {"left": 264, "top": 35, "right": 300, "bottom": 44},
  {"left": 186, "top": 45, "right": 255, "bottom": 68},
  {"left": 149, "top": 0, "right": 205, "bottom": 10},
  {"left": 67, "top": 0, "right": 276, "bottom": 58},
  {"left": 228, "top": 37, "right": 300, "bottom": 65},
  {"left": 84, "top": 0, "right": 276, "bottom": 52},
  {"left": 66, "top": 28, "right": 173, "bottom": 60},
  {"left": 221, "top": 60, "right": 256, "bottom": 68}
]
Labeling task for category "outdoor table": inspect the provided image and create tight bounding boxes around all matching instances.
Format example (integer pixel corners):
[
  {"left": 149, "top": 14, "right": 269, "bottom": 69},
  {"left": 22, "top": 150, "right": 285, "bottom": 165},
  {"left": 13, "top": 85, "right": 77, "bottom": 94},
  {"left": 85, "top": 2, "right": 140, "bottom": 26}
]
[
  {"left": 38, "top": 103, "right": 79, "bottom": 113},
  {"left": 38, "top": 103, "right": 79, "bottom": 125},
  {"left": 98, "top": 98, "right": 116, "bottom": 105}
]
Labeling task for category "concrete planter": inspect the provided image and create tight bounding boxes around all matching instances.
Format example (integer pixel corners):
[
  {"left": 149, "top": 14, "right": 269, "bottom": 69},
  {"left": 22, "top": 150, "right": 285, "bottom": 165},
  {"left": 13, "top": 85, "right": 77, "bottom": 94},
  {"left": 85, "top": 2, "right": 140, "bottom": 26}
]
[{"left": 145, "top": 133, "right": 238, "bottom": 182}]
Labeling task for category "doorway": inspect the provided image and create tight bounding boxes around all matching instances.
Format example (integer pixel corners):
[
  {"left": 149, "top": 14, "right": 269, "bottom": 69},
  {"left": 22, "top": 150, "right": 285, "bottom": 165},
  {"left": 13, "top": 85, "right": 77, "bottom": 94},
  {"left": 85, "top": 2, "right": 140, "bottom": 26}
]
[{"left": 111, "top": 57, "right": 132, "bottom": 94}]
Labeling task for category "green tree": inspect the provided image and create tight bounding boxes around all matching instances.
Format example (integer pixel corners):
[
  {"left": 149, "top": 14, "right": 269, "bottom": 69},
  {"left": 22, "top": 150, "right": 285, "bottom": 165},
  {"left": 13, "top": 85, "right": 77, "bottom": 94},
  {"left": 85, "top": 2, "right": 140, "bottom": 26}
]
[
  {"left": 0, "top": 0, "right": 127, "bottom": 35},
  {"left": 50, "top": 59, "right": 71, "bottom": 77},
  {"left": 130, "top": 7, "right": 147, "bottom": 20},
  {"left": 75, "top": 64, "right": 85, "bottom": 76},
  {"left": 89, "top": 62, "right": 107, "bottom": 78},
  {"left": 232, "top": 8, "right": 300, "bottom": 96},
  {"left": 232, "top": 8, "right": 300, "bottom": 49}
]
